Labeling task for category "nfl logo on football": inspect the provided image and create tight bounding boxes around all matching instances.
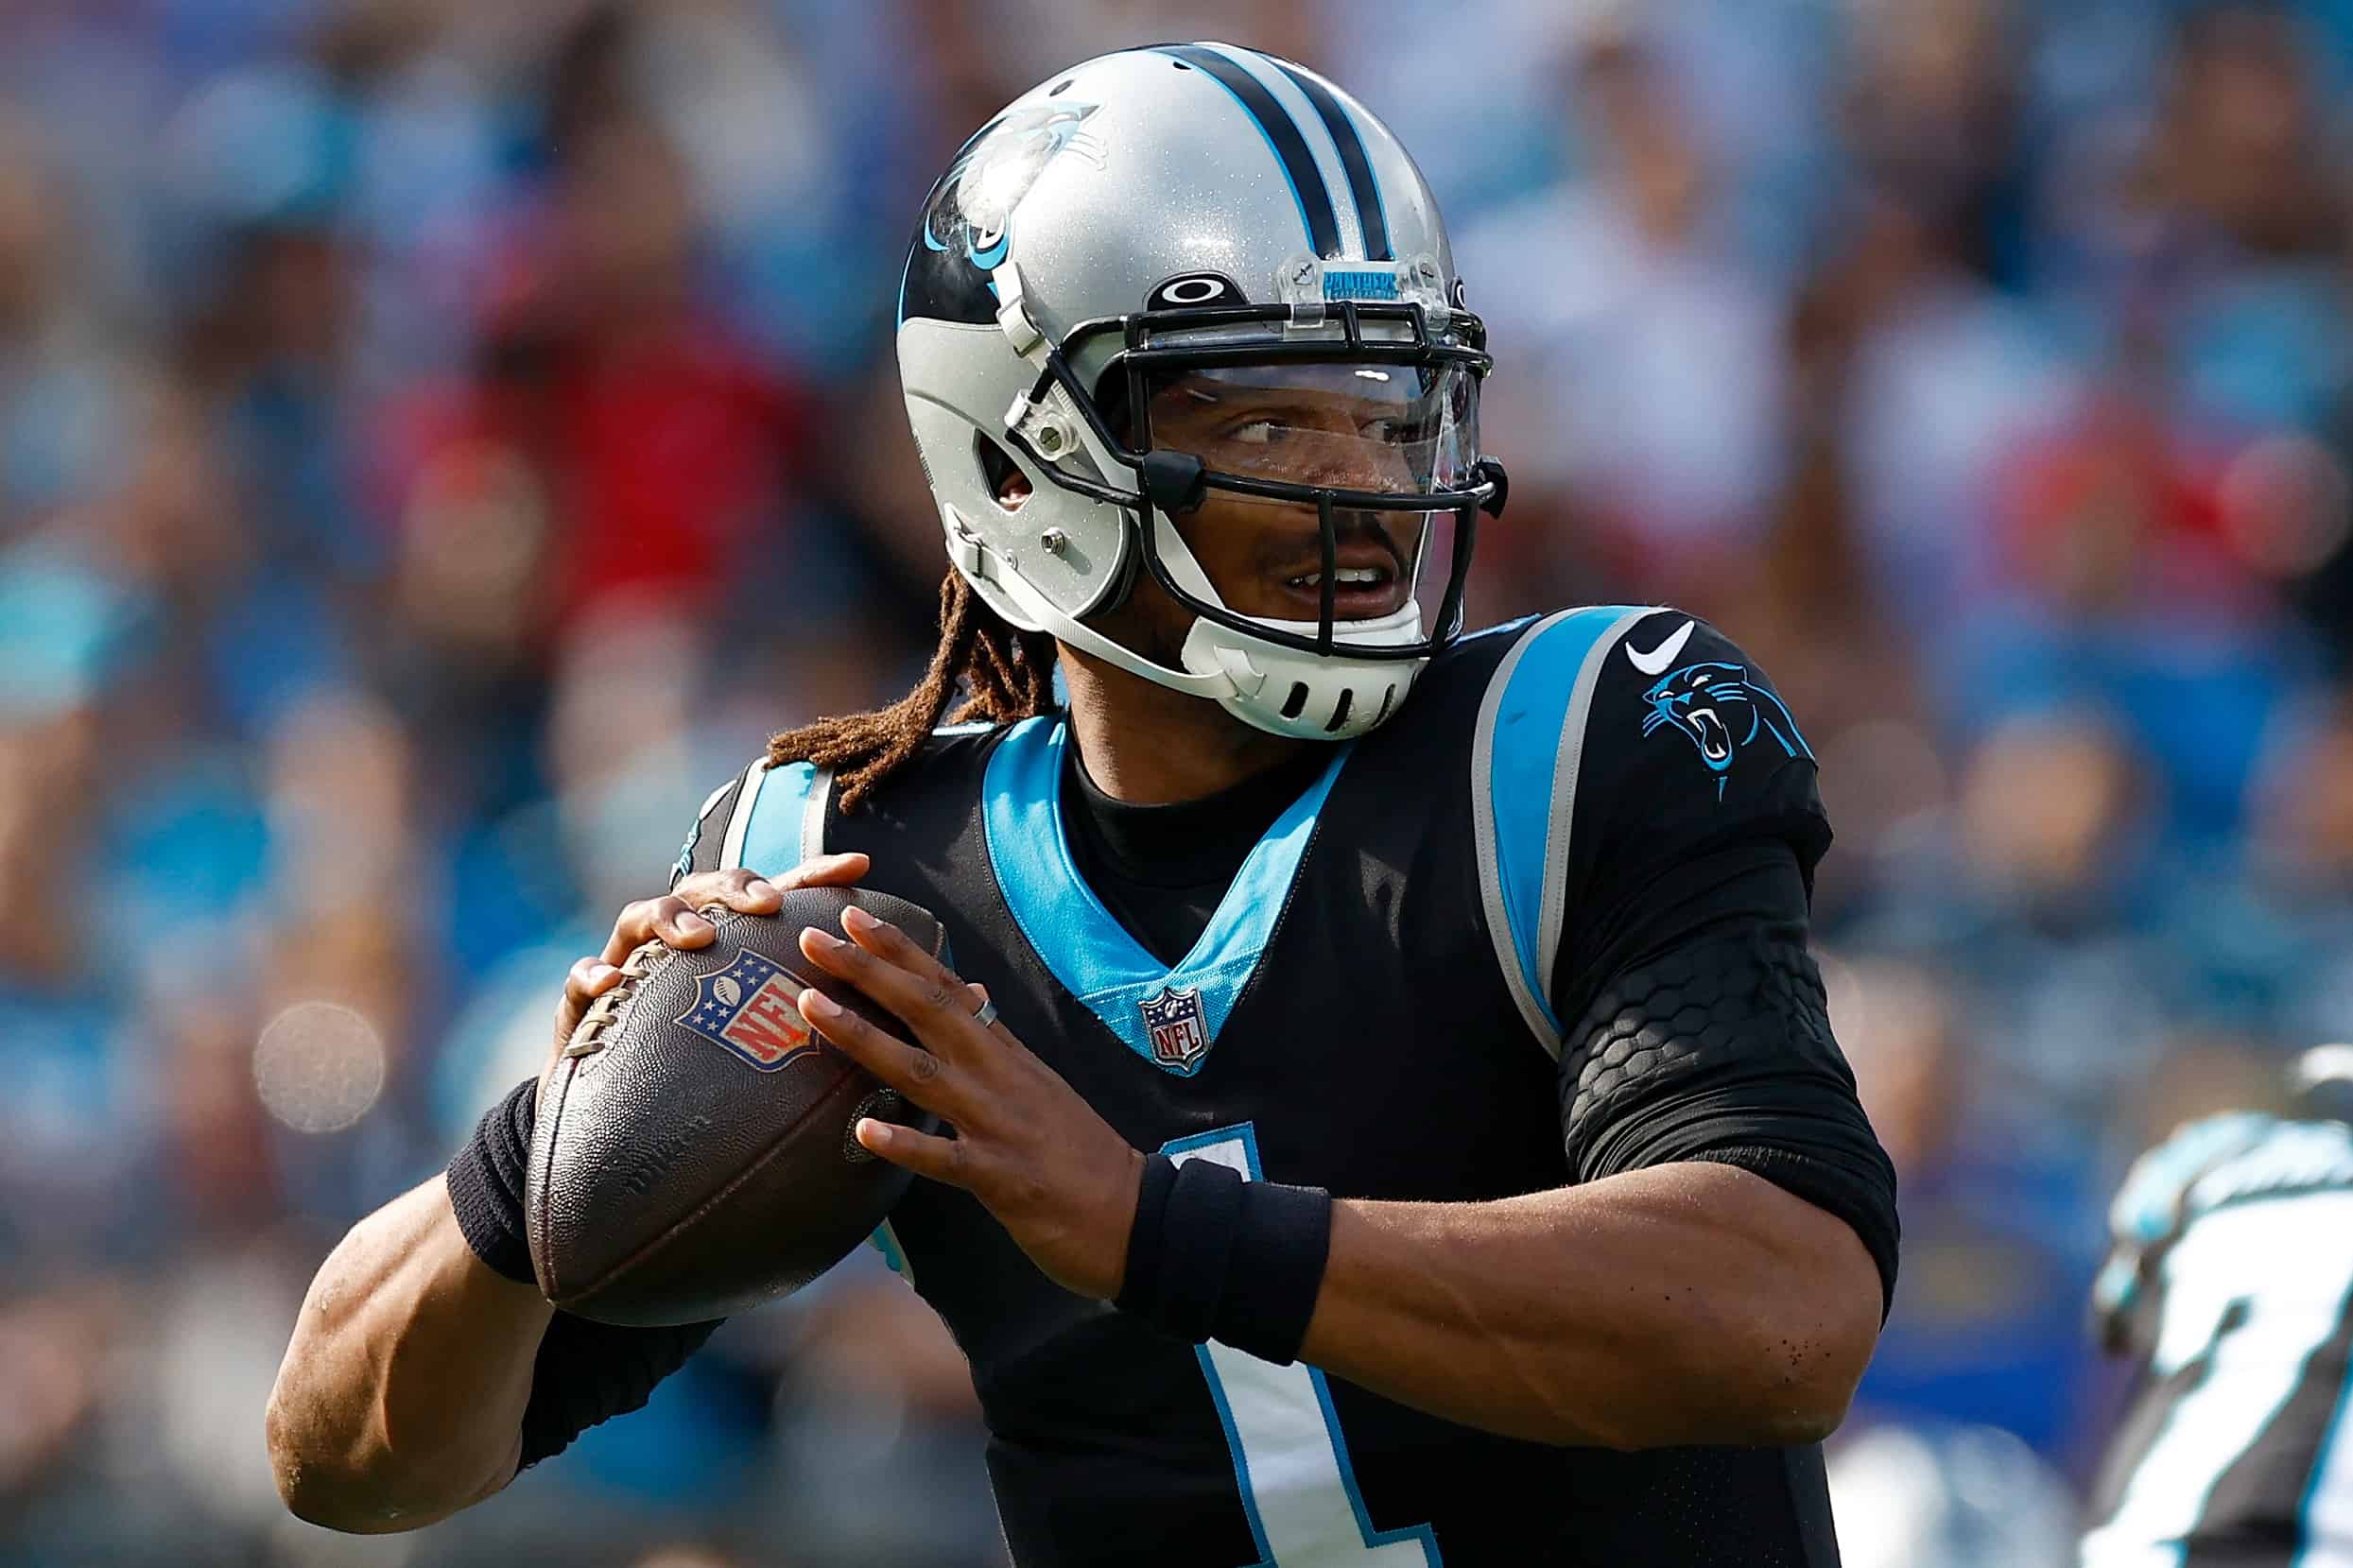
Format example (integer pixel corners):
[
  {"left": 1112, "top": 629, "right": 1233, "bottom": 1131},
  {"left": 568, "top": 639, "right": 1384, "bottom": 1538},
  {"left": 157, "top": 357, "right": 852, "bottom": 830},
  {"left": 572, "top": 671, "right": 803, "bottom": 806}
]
[
  {"left": 1139, "top": 985, "right": 1209, "bottom": 1072},
  {"left": 680, "top": 952, "right": 817, "bottom": 1072}
]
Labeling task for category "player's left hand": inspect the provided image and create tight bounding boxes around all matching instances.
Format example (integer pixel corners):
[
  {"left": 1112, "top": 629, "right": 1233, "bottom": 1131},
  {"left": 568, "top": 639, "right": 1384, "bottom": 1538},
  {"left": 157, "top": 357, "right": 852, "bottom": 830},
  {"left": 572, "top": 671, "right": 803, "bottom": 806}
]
[{"left": 794, "top": 905, "right": 1144, "bottom": 1301}]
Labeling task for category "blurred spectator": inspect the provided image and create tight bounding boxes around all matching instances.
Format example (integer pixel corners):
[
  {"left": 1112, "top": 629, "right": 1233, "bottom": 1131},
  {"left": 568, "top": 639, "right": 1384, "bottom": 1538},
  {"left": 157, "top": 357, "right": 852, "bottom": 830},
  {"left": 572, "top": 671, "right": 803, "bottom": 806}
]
[
  {"left": 1462, "top": 11, "right": 1791, "bottom": 618},
  {"left": 1827, "top": 1419, "right": 2080, "bottom": 1568},
  {"left": 1833, "top": 955, "right": 2106, "bottom": 1456},
  {"left": 0, "top": 113, "right": 141, "bottom": 539}
]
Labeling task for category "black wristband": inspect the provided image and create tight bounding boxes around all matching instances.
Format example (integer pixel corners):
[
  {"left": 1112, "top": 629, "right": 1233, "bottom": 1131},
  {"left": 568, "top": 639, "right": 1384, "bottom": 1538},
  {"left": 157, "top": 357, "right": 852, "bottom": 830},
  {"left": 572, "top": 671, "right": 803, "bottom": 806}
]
[
  {"left": 1117, "top": 1151, "right": 1182, "bottom": 1322},
  {"left": 1155, "top": 1157, "right": 1248, "bottom": 1342},
  {"left": 1115, "top": 1152, "right": 1334, "bottom": 1366},
  {"left": 1222, "top": 1178, "right": 1334, "bottom": 1364},
  {"left": 445, "top": 1077, "right": 540, "bottom": 1285}
]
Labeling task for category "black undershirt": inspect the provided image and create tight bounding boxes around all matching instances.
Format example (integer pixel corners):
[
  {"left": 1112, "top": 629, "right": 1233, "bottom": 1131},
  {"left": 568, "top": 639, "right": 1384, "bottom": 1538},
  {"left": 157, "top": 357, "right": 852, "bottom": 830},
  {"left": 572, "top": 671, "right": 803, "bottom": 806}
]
[{"left": 1059, "top": 741, "right": 1332, "bottom": 966}]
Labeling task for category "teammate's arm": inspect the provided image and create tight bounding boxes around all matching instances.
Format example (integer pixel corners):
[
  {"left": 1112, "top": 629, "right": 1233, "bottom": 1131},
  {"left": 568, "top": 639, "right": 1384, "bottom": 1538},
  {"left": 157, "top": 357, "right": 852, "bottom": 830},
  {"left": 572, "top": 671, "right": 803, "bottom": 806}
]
[{"left": 265, "top": 856, "right": 865, "bottom": 1530}]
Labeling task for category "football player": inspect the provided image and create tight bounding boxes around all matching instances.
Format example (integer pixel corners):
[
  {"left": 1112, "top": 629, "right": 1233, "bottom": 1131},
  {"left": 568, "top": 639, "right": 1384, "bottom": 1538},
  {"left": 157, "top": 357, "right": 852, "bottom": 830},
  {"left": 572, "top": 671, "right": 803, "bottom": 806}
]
[
  {"left": 2081, "top": 1046, "right": 2353, "bottom": 1566},
  {"left": 268, "top": 44, "right": 1896, "bottom": 1565}
]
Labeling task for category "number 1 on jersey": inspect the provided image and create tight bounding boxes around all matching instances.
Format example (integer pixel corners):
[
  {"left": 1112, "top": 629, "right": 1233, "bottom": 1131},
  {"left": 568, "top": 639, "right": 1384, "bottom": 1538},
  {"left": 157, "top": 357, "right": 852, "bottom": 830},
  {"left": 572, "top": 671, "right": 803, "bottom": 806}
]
[{"left": 1164, "top": 1128, "right": 1443, "bottom": 1567}]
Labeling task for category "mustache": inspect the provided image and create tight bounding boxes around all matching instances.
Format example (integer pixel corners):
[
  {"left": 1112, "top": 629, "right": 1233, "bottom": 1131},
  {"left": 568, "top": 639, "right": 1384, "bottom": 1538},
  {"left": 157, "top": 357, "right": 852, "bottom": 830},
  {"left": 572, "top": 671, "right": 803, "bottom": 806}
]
[
  {"left": 1329, "top": 510, "right": 1408, "bottom": 572},
  {"left": 1246, "top": 506, "right": 1423, "bottom": 579}
]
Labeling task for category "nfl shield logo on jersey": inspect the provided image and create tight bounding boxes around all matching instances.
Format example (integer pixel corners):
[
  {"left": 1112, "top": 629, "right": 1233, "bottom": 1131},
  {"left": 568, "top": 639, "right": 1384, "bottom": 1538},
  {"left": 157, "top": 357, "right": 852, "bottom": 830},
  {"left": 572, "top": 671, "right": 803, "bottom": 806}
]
[
  {"left": 680, "top": 952, "right": 817, "bottom": 1072},
  {"left": 1139, "top": 985, "right": 1209, "bottom": 1071}
]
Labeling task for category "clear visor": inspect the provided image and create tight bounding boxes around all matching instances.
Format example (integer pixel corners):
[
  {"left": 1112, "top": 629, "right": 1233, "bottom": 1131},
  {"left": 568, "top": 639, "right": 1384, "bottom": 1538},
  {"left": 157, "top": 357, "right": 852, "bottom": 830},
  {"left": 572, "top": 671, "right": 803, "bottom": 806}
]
[{"left": 1141, "top": 361, "right": 1481, "bottom": 498}]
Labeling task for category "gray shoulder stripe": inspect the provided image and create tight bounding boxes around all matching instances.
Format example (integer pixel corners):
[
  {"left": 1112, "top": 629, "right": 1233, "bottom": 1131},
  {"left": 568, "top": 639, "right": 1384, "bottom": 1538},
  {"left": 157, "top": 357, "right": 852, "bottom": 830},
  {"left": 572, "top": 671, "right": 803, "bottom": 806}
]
[
  {"left": 1472, "top": 612, "right": 1572, "bottom": 1059},
  {"left": 717, "top": 755, "right": 769, "bottom": 870},
  {"left": 1532, "top": 606, "right": 1655, "bottom": 1033}
]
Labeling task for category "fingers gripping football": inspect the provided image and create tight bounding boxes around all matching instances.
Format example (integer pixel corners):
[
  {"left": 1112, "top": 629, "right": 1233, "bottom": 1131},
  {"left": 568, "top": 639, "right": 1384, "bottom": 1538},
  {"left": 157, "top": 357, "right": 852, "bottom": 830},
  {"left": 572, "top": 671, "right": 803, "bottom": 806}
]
[
  {"left": 547, "top": 853, "right": 872, "bottom": 1068},
  {"left": 791, "top": 907, "right": 1144, "bottom": 1301}
]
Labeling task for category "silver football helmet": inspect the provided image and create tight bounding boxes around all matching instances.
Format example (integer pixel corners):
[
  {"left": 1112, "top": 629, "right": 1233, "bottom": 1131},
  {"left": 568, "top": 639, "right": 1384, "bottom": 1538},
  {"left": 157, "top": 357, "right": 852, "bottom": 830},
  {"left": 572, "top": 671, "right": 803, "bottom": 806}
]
[{"left": 896, "top": 42, "right": 1506, "bottom": 740}]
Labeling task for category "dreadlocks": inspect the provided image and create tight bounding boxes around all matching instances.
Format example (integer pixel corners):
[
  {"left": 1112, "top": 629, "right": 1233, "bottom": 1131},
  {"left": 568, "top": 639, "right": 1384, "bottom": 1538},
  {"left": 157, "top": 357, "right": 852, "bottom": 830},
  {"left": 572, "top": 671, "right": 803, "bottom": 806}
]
[{"left": 768, "top": 568, "right": 1061, "bottom": 813}]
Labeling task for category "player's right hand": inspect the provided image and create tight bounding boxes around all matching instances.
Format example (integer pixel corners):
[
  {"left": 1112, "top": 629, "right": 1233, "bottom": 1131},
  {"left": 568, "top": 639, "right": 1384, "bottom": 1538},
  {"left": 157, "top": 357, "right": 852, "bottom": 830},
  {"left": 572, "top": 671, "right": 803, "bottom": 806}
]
[{"left": 548, "top": 853, "right": 873, "bottom": 1082}]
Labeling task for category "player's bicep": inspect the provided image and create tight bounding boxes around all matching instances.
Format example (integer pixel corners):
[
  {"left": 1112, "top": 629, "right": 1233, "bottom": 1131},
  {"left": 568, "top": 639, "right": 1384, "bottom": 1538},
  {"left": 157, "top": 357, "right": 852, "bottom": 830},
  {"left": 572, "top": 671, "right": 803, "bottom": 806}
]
[{"left": 1556, "top": 890, "right": 1900, "bottom": 1315}]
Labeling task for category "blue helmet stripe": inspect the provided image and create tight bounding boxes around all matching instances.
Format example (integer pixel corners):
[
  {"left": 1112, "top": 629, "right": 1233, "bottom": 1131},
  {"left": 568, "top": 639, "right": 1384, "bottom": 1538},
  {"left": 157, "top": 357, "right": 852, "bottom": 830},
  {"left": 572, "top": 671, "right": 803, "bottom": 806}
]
[
  {"left": 1271, "top": 60, "right": 1392, "bottom": 261},
  {"left": 1157, "top": 44, "right": 1341, "bottom": 258}
]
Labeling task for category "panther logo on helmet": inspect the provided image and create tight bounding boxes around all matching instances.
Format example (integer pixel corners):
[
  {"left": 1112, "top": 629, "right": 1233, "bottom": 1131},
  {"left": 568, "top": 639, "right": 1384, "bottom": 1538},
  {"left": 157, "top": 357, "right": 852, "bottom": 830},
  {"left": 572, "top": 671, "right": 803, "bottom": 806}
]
[{"left": 921, "top": 103, "right": 1106, "bottom": 274}]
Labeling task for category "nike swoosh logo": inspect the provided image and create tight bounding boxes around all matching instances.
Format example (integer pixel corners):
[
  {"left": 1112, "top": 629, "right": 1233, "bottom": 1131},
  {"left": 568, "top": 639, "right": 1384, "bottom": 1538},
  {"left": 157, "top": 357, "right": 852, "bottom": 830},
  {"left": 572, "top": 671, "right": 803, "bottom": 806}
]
[{"left": 1625, "top": 618, "right": 1696, "bottom": 676}]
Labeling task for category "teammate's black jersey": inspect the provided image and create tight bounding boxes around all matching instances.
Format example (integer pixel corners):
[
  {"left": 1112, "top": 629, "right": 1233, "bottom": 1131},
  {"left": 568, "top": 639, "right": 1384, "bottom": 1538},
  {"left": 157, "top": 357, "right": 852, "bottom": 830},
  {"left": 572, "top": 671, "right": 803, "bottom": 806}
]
[
  {"left": 654, "top": 606, "right": 1895, "bottom": 1567},
  {"left": 2084, "top": 1113, "right": 2353, "bottom": 1567}
]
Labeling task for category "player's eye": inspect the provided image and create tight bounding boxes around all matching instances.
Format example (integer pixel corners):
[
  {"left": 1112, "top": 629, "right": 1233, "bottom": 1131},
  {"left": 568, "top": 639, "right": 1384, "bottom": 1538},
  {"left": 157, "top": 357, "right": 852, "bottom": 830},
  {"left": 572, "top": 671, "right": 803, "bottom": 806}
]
[{"left": 1227, "top": 419, "right": 1278, "bottom": 445}]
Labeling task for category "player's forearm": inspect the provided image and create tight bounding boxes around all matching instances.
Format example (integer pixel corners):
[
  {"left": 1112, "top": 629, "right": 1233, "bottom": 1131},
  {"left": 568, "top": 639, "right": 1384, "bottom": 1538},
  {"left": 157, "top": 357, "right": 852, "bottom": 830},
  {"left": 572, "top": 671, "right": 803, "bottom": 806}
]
[
  {"left": 1298, "top": 1162, "right": 1880, "bottom": 1451},
  {"left": 266, "top": 1175, "right": 553, "bottom": 1533}
]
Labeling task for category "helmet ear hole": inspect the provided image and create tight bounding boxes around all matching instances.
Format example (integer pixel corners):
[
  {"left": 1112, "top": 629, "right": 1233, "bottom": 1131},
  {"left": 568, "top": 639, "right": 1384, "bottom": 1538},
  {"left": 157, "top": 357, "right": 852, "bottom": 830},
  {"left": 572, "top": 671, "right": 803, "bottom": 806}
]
[{"left": 974, "top": 433, "right": 1029, "bottom": 511}]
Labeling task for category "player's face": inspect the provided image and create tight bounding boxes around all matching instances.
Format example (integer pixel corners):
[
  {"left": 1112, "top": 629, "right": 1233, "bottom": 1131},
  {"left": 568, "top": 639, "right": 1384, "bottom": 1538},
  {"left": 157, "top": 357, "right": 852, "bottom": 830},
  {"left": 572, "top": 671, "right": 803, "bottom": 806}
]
[{"left": 1140, "top": 363, "right": 1476, "bottom": 626}]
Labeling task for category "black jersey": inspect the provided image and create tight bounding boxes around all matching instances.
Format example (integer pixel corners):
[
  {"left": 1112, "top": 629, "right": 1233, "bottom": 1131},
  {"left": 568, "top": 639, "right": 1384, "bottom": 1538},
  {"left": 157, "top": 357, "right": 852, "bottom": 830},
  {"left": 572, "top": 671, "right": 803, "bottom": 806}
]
[
  {"left": 2084, "top": 1113, "right": 2353, "bottom": 1566},
  {"left": 660, "top": 606, "right": 1895, "bottom": 1568}
]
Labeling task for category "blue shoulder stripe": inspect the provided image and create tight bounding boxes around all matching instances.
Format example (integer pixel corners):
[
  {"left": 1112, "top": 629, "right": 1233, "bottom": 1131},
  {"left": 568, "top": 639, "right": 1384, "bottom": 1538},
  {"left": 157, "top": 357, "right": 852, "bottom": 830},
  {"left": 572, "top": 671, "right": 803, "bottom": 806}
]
[
  {"left": 1471, "top": 607, "right": 1652, "bottom": 1056},
  {"left": 726, "top": 758, "right": 829, "bottom": 876}
]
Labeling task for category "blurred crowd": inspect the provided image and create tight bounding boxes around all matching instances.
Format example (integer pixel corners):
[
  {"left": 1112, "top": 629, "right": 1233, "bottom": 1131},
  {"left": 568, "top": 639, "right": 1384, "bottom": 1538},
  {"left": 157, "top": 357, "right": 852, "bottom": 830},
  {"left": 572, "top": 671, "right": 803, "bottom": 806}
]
[{"left": 4, "top": 0, "right": 2352, "bottom": 1564}]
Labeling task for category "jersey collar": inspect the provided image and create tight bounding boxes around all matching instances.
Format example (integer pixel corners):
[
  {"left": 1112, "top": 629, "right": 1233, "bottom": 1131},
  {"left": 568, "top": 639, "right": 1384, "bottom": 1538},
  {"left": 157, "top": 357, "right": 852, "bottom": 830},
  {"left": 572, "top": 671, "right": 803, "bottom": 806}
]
[{"left": 981, "top": 716, "right": 1351, "bottom": 1075}]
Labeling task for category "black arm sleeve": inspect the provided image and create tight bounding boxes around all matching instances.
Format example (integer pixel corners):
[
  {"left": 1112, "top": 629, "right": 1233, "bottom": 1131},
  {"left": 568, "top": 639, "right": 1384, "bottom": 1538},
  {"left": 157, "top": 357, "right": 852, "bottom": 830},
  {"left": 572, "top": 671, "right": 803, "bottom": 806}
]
[
  {"left": 518, "top": 1313, "right": 724, "bottom": 1470},
  {"left": 1550, "top": 846, "right": 1900, "bottom": 1317},
  {"left": 1533, "top": 612, "right": 1895, "bottom": 1314}
]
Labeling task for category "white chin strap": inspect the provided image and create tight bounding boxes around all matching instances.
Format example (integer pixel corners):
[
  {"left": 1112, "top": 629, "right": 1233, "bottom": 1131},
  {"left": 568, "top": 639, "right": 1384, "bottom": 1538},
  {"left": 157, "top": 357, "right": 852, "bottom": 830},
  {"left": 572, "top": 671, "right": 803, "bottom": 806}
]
[
  {"left": 1180, "top": 598, "right": 1427, "bottom": 740},
  {"left": 1151, "top": 508, "right": 1430, "bottom": 740},
  {"left": 951, "top": 500, "right": 1427, "bottom": 742}
]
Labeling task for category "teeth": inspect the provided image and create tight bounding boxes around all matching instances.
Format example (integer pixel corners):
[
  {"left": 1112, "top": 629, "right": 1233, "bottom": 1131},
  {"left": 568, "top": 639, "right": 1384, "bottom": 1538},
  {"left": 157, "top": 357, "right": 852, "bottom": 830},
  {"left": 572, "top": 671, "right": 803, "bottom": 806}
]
[{"left": 1287, "top": 568, "right": 1388, "bottom": 589}]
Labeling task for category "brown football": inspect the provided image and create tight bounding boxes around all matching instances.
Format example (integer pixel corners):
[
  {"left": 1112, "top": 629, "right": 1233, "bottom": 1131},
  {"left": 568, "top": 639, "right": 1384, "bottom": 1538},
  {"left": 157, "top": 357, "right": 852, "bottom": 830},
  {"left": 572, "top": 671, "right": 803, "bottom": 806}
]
[{"left": 526, "top": 886, "right": 942, "bottom": 1326}]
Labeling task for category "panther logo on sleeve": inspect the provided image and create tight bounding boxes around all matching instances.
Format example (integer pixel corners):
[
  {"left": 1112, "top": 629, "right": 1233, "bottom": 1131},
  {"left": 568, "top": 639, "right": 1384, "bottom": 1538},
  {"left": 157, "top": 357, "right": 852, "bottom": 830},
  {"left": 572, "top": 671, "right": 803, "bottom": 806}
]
[{"left": 1638, "top": 662, "right": 1808, "bottom": 800}]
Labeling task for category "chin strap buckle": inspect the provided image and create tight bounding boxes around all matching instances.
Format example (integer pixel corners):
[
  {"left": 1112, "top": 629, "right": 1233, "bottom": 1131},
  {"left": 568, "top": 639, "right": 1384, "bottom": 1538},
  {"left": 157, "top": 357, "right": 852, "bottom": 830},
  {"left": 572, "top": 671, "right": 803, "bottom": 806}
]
[
  {"left": 993, "top": 263, "right": 1045, "bottom": 361},
  {"left": 944, "top": 510, "right": 993, "bottom": 582}
]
